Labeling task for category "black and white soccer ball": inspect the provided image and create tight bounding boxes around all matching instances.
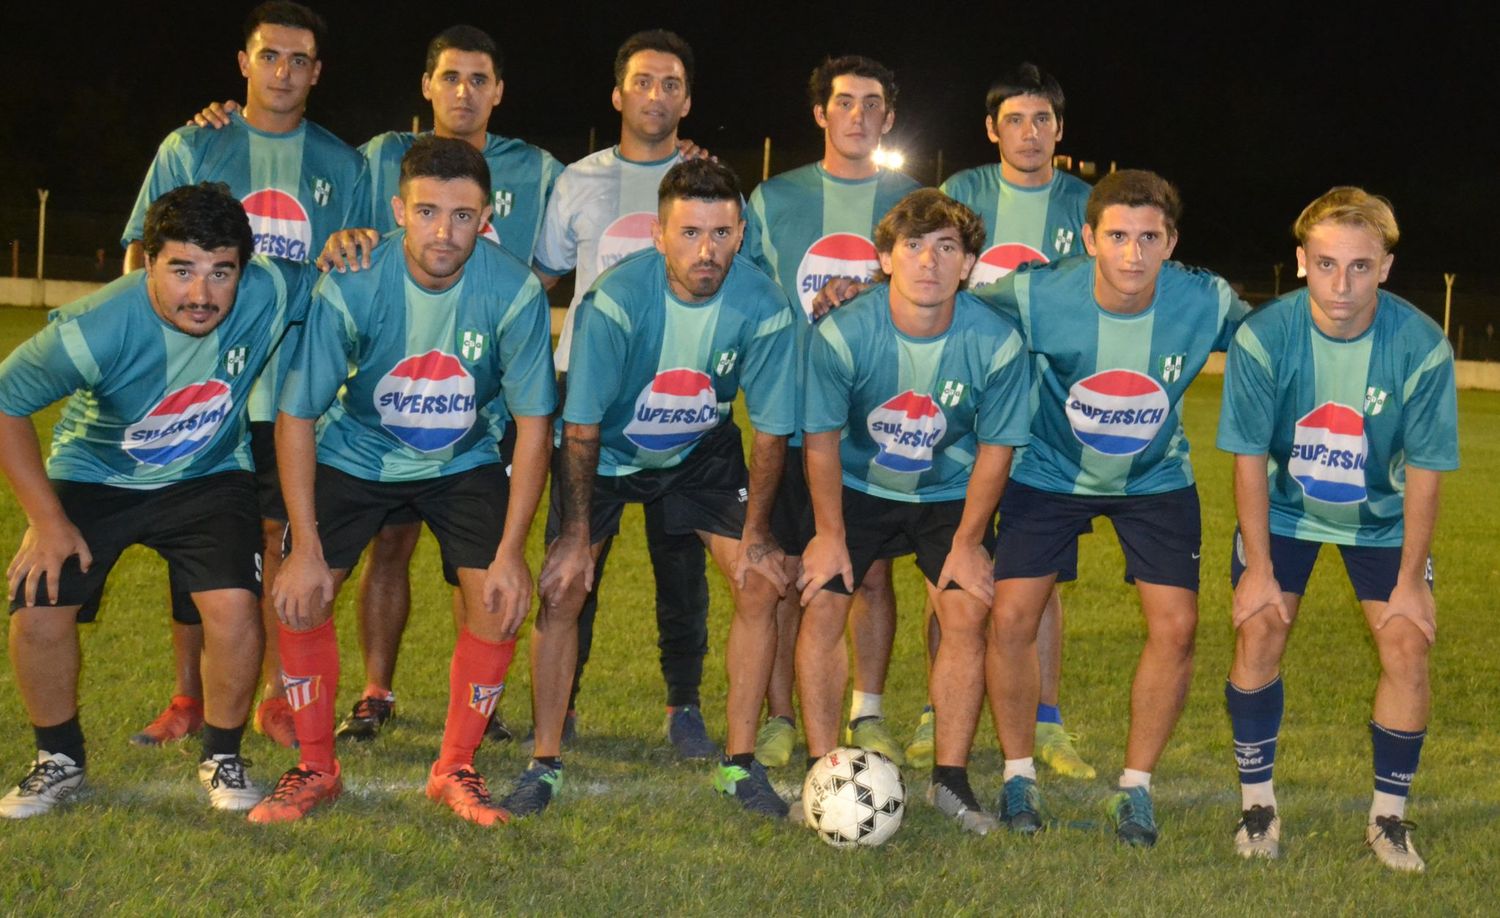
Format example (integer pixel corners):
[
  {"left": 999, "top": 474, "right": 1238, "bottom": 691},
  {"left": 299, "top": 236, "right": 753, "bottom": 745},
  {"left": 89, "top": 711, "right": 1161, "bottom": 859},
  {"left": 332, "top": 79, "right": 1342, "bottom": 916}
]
[{"left": 801, "top": 746, "right": 905, "bottom": 847}]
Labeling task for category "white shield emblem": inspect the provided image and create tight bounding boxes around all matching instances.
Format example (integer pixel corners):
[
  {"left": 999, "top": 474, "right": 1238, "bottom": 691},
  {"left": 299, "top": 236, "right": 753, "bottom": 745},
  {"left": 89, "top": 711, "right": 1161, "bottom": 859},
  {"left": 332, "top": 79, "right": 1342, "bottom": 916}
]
[
  {"left": 224, "top": 346, "right": 247, "bottom": 378},
  {"left": 938, "top": 379, "right": 966, "bottom": 408},
  {"left": 461, "top": 331, "right": 486, "bottom": 361}
]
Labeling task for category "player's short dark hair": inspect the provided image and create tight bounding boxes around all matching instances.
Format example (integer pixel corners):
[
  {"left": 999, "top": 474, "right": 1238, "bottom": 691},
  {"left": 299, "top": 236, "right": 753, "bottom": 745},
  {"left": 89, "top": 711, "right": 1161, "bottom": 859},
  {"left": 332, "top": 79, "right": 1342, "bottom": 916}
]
[
  {"left": 1086, "top": 170, "right": 1182, "bottom": 237},
  {"left": 425, "top": 25, "right": 501, "bottom": 78},
  {"left": 399, "top": 135, "right": 492, "bottom": 196},
  {"left": 985, "top": 62, "right": 1065, "bottom": 122},
  {"left": 143, "top": 182, "right": 254, "bottom": 266},
  {"left": 614, "top": 29, "right": 694, "bottom": 93},
  {"left": 874, "top": 189, "right": 986, "bottom": 258},
  {"left": 808, "top": 55, "right": 898, "bottom": 112},
  {"left": 657, "top": 159, "right": 741, "bottom": 212},
  {"left": 243, "top": 1, "right": 327, "bottom": 57}
]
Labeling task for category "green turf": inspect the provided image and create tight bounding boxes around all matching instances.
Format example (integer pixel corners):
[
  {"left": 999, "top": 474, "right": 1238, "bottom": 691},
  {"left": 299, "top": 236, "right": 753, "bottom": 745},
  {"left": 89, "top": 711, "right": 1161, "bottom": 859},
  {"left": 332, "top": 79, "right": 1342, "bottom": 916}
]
[{"left": 1, "top": 304, "right": 1496, "bottom": 913}]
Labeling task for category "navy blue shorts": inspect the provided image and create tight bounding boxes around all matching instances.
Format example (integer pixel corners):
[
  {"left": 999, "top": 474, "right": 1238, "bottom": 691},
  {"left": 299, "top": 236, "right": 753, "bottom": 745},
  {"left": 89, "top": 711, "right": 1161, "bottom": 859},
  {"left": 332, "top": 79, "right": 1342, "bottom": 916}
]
[
  {"left": 818, "top": 488, "right": 991, "bottom": 596},
  {"left": 993, "top": 481, "right": 1201, "bottom": 591},
  {"left": 1229, "top": 529, "right": 1432, "bottom": 602}
]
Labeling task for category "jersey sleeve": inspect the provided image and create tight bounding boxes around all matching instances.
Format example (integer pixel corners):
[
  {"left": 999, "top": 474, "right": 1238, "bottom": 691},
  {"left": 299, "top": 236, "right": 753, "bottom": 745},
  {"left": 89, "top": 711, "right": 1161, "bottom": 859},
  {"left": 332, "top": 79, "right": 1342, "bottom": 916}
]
[
  {"left": 742, "top": 188, "right": 771, "bottom": 275},
  {"left": 278, "top": 274, "right": 356, "bottom": 419},
  {"left": 1212, "top": 277, "right": 1254, "bottom": 352},
  {"left": 1400, "top": 337, "right": 1460, "bottom": 471},
  {"left": 972, "top": 275, "right": 1023, "bottom": 325},
  {"left": 738, "top": 294, "right": 797, "bottom": 436},
  {"left": 559, "top": 288, "right": 629, "bottom": 425},
  {"left": 341, "top": 160, "right": 373, "bottom": 234},
  {"left": 1215, "top": 323, "right": 1278, "bottom": 455},
  {"left": 975, "top": 326, "right": 1033, "bottom": 446},
  {"left": 802, "top": 316, "right": 856, "bottom": 434},
  {"left": 532, "top": 174, "right": 578, "bottom": 276},
  {"left": 0, "top": 320, "right": 93, "bottom": 417},
  {"left": 359, "top": 133, "right": 404, "bottom": 233},
  {"left": 122, "top": 131, "right": 195, "bottom": 248},
  {"left": 494, "top": 276, "right": 558, "bottom": 419}
]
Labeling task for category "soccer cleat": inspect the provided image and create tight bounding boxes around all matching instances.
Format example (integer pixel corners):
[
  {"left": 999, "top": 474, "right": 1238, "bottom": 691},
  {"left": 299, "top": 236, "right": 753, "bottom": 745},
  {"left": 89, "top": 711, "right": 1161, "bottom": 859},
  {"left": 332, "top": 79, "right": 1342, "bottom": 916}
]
[
  {"left": 843, "top": 716, "right": 905, "bottom": 766},
  {"left": 666, "top": 705, "right": 719, "bottom": 760},
  {"left": 927, "top": 780, "right": 999, "bottom": 836},
  {"left": 253, "top": 697, "right": 298, "bottom": 749},
  {"left": 484, "top": 712, "right": 514, "bottom": 743},
  {"left": 1106, "top": 786, "right": 1159, "bottom": 848},
  {"left": 754, "top": 716, "right": 796, "bottom": 768},
  {"left": 336, "top": 693, "right": 395, "bottom": 742},
  {"left": 1366, "top": 815, "right": 1425, "bottom": 873},
  {"left": 427, "top": 765, "right": 510, "bottom": 827},
  {"left": 1234, "top": 804, "right": 1281, "bottom": 859},
  {"left": 713, "top": 759, "right": 789, "bottom": 819},
  {"left": 130, "top": 695, "right": 204, "bottom": 747},
  {"left": 198, "top": 754, "right": 262, "bottom": 812},
  {"left": 998, "top": 775, "right": 1044, "bottom": 835},
  {"left": 0, "top": 751, "right": 85, "bottom": 819},
  {"left": 501, "top": 760, "right": 562, "bottom": 818},
  {"left": 905, "top": 708, "right": 935, "bottom": 770},
  {"left": 521, "top": 710, "right": 577, "bottom": 753},
  {"left": 246, "top": 763, "right": 342, "bottom": 824},
  {"left": 1035, "top": 723, "right": 1096, "bottom": 780}
]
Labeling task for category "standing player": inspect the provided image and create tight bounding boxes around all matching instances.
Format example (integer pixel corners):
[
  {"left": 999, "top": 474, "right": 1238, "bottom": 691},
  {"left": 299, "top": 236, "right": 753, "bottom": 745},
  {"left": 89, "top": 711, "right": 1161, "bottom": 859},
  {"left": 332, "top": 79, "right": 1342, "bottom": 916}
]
[
  {"left": 936, "top": 62, "right": 1094, "bottom": 779},
  {"left": 742, "top": 55, "right": 920, "bottom": 770},
  {"left": 797, "top": 189, "right": 1031, "bottom": 834},
  {"left": 0, "top": 183, "right": 313, "bottom": 817},
  {"left": 251, "top": 137, "right": 555, "bottom": 825},
  {"left": 978, "top": 171, "right": 1249, "bottom": 846},
  {"left": 531, "top": 29, "right": 715, "bottom": 758},
  {"left": 1217, "top": 188, "right": 1456, "bottom": 871},
  {"left": 120, "top": 0, "right": 368, "bottom": 750},
  {"left": 517, "top": 159, "right": 795, "bottom": 819}
]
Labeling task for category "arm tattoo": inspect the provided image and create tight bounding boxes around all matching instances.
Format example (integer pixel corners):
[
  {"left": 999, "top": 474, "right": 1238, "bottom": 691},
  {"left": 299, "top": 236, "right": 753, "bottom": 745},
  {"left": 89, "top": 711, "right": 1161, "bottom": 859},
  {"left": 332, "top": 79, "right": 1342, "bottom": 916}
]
[{"left": 560, "top": 425, "right": 600, "bottom": 532}]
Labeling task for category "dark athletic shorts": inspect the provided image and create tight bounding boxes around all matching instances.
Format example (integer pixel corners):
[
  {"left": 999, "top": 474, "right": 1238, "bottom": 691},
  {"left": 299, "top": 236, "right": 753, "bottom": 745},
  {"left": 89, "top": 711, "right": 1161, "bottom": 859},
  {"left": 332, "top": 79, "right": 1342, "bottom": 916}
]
[
  {"left": 249, "top": 421, "right": 287, "bottom": 523},
  {"left": 769, "top": 445, "right": 815, "bottom": 556},
  {"left": 820, "top": 487, "right": 992, "bottom": 596},
  {"left": 1229, "top": 529, "right": 1432, "bottom": 602}
]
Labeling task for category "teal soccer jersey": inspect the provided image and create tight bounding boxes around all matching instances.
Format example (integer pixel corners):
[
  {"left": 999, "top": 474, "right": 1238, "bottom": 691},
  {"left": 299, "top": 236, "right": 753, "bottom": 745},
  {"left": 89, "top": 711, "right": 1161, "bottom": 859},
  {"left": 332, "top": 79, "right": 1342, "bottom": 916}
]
[
  {"left": 360, "top": 131, "right": 562, "bottom": 259},
  {"left": 563, "top": 250, "right": 796, "bottom": 476},
  {"left": 804, "top": 286, "right": 1031, "bottom": 503},
  {"left": 0, "top": 258, "right": 314, "bottom": 487},
  {"left": 1217, "top": 289, "right": 1459, "bottom": 547},
  {"left": 978, "top": 257, "right": 1250, "bottom": 496},
  {"left": 279, "top": 235, "right": 556, "bottom": 482},
  {"left": 939, "top": 166, "right": 1090, "bottom": 287}
]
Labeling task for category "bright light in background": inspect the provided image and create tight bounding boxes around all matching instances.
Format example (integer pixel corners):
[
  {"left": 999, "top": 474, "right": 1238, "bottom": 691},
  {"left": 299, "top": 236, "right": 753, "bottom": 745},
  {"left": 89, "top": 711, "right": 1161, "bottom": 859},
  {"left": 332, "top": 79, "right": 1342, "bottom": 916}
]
[{"left": 872, "top": 147, "right": 905, "bottom": 171}]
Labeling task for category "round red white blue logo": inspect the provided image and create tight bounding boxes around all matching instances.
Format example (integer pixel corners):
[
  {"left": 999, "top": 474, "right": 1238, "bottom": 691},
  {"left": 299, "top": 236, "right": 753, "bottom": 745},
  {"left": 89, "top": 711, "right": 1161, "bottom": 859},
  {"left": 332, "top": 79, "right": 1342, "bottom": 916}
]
[
  {"left": 242, "top": 189, "right": 312, "bottom": 263},
  {"left": 624, "top": 368, "right": 719, "bottom": 452},
  {"left": 374, "top": 351, "right": 477, "bottom": 452},
  {"left": 124, "top": 380, "right": 234, "bottom": 466},
  {"left": 867, "top": 391, "right": 947, "bottom": 473},
  {"left": 796, "top": 233, "right": 879, "bottom": 320},
  {"left": 596, "top": 212, "right": 656, "bottom": 276},
  {"left": 1065, "top": 370, "right": 1169, "bottom": 456},
  {"left": 969, "top": 242, "right": 1047, "bottom": 288},
  {"left": 1289, "top": 402, "right": 1368, "bottom": 504}
]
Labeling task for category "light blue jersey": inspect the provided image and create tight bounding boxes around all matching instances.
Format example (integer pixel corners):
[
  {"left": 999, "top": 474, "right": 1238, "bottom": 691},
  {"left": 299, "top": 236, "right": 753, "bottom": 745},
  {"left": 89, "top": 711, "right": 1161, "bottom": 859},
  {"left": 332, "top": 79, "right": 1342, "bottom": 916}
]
[
  {"left": 939, "top": 165, "right": 1090, "bottom": 287},
  {"left": 1217, "top": 289, "right": 1458, "bottom": 547},
  {"left": 804, "top": 286, "right": 1031, "bottom": 502}
]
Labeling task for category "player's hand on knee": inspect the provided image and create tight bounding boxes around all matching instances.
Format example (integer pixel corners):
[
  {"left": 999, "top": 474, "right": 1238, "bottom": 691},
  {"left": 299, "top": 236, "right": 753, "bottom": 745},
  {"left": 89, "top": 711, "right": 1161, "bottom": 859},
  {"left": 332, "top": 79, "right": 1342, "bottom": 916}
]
[
  {"left": 796, "top": 534, "right": 852, "bottom": 607},
  {"left": 538, "top": 534, "right": 593, "bottom": 610},
  {"left": 937, "top": 542, "right": 995, "bottom": 605},
  {"left": 189, "top": 99, "right": 239, "bottom": 129},
  {"left": 7, "top": 520, "right": 92, "bottom": 607},
  {"left": 1231, "top": 565, "right": 1288, "bottom": 629},
  {"left": 316, "top": 228, "right": 380, "bottom": 273},
  {"left": 734, "top": 531, "right": 788, "bottom": 596},
  {"left": 1376, "top": 575, "right": 1437, "bottom": 645},
  {"left": 271, "top": 550, "right": 333, "bottom": 630},
  {"left": 811, "top": 277, "right": 870, "bottom": 319},
  {"left": 484, "top": 550, "right": 533, "bottom": 637}
]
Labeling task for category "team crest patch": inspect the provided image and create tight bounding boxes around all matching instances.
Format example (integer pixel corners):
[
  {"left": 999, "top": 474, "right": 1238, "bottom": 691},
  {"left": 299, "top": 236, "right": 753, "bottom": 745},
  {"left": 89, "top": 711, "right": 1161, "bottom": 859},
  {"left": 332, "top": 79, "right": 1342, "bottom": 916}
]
[
  {"left": 493, "top": 190, "right": 513, "bottom": 218},
  {"left": 937, "top": 379, "right": 966, "bottom": 408},
  {"left": 224, "top": 346, "right": 248, "bottom": 378},
  {"left": 282, "top": 673, "right": 320, "bottom": 711},
  {"left": 1054, "top": 227, "right": 1075, "bottom": 255},
  {"left": 1159, "top": 354, "right": 1185, "bottom": 384},
  {"left": 714, "top": 349, "right": 739, "bottom": 376},
  {"left": 468, "top": 682, "right": 504, "bottom": 718},
  {"left": 1364, "top": 386, "right": 1388, "bottom": 416},
  {"left": 312, "top": 178, "right": 331, "bottom": 206},
  {"left": 461, "top": 330, "right": 487, "bottom": 361}
]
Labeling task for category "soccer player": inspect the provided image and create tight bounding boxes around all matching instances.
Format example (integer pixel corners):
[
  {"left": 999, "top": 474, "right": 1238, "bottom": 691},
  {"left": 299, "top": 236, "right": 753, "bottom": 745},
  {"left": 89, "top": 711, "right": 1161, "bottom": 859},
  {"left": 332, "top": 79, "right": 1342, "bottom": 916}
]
[
  {"left": 0, "top": 183, "right": 314, "bottom": 817},
  {"left": 120, "top": 0, "right": 368, "bottom": 750},
  {"left": 517, "top": 158, "right": 795, "bottom": 819},
  {"left": 977, "top": 170, "right": 1249, "bottom": 846},
  {"left": 250, "top": 136, "right": 555, "bottom": 825},
  {"left": 1217, "top": 188, "right": 1457, "bottom": 871},
  {"left": 531, "top": 29, "right": 716, "bottom": 758},
  {"left": 797, "top": 189, "right": 1031, "bottom": 835},
  {"left": 936, "top": 62, "right": 1094, "bottom": 779},
  {"left": 742, "top": 55, "right": 921, "bottom": 771}
]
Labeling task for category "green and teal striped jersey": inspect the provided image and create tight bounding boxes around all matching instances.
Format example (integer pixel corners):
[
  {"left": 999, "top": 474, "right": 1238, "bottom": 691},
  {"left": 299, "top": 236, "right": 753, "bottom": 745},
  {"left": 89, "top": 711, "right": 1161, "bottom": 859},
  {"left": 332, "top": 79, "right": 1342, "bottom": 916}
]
[{"left": 939, "top": 165, "right": 1090, "bottom": 287}]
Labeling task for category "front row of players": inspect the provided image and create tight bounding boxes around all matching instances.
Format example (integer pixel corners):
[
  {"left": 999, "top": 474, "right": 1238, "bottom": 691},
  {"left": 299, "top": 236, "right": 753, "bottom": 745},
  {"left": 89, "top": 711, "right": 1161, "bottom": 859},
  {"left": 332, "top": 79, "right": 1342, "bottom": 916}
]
[{"left": 0, "top": 144, "right": 1456, "bottom": 871}]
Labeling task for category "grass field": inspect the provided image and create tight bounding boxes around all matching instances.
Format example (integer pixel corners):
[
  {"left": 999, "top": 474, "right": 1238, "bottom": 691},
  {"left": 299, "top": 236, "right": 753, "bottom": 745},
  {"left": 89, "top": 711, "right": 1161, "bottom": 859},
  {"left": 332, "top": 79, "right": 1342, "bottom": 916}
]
[{"left": 0, "top": 304, "right": 1497, "bottom": 915}]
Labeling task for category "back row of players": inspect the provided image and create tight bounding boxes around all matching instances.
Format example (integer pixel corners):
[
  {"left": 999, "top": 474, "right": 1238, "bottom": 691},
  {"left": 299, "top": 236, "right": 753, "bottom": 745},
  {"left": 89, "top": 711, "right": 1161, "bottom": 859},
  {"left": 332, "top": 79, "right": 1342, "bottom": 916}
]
[{"left": 0, "top": 4, "right": 1456, "bottom": 872}]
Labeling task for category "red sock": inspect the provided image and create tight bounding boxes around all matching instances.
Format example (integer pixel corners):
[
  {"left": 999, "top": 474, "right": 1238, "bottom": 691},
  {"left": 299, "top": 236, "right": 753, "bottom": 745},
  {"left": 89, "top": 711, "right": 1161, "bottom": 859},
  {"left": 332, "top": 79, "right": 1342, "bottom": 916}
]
[
  {"left": 277, "top": 619, "right": 340, "bottom": 773},
  {"left": 436, "top": 630, "right": 516, "bottom": 773}
]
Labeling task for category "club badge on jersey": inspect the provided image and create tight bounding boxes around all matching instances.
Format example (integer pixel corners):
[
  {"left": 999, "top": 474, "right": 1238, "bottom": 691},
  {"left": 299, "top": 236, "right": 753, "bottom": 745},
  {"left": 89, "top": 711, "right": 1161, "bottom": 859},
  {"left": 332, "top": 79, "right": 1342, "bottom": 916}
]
[
  {"left": 868, "top": 391, "right": 947, "bottom": 473},
  {"left": 1290, "top": 402, "right": 1368, "bottom": 504},
  {"left": 123, "top": 380, "right": 234, "bottom": 467},
  {"left": 224, "top": 346, "right": 248, "bottom": 378},
  {"left": 796, "top": 234, "right": 878, "bottom": 320},
  {"left": 374, "top": 351, "right": 478, "bottom": 453},
  {"left": 624, "top": 368, "right": 719, "bottom": 452},
  {"left": 1065, "top": 369, "right": 1170, "bottom": 457}
]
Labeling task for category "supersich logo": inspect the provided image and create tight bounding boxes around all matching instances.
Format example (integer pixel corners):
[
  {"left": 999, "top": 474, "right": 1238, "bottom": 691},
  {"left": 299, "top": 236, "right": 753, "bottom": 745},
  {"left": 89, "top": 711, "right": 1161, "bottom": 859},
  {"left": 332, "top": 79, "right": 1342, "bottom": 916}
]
[
  {"left": 123, "top": 380, "right": 234, "bottom": 466},
  {"left": 1065, "top": 370, "right": 1170, "bottom": 456},
  {"left": 868, "top": 391, "right": 947, "bottom": 473},
  {"left": 969, "top": 242, "right": 1048, "bottom": 288},
  {"left": 242, "top": 189, "right": 312, "bottom": 262},
  {"left": 796, "top": 233, "right": 878, "bottom": 320},
  {"left": 1289, "top": 402, "right": 1368, "bottom": 504},
  {"left": 374, "top": 351, "right": 477, "bottom": 452},
  {"left": 624, "top": 368, "right": 719, "bottom": 452},
  {"left": 596, "top": 212, "right": 657, "bottom": 274}
]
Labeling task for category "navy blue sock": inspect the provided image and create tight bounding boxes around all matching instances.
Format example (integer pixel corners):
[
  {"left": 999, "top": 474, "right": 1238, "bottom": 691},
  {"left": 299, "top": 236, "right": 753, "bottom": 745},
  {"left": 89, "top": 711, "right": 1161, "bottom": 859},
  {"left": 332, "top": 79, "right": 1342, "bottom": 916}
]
[
  {"left": 35, "top": 717, "right": 85, "bottom": 769},
  {"left": 1036, "top": 703, "right": 1063, "bottom": 725},
  {"left": 534, "top": 756, "right": 562, "bottom": 771},
  {"left": 1371, "top": 721, "right": 1425, "bottom": 797},
  {"left": 200, "top": 722, "right": 245, "bottom": 761},
  {"left": 1225, "top": 676, "right": 1283, "bottom": 786}
]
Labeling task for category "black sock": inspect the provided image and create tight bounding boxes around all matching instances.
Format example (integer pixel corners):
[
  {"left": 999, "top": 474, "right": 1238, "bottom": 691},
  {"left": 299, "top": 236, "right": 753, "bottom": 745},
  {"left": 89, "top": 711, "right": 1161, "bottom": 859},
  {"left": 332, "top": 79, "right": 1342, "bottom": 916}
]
[
  {"left": 534, "top": 756, "right": 563, "bottom": 770},
  {"left": 849, "top": 715, "right": 879, "bottom": 729},
  {"left": 200, "top": 722, "right": 245, "bottom": 761},
  {"left": 933, "top": 765, "right": 980, "bottom": 810},
  {"left": 36, "top": 717, "right": 86, "bottom": 770},
  {"left": 770, "top": 715, "right": 794, "bottom": 727},
  {"left": 726, "top": 752, "right": 755, "bottom": 769}
]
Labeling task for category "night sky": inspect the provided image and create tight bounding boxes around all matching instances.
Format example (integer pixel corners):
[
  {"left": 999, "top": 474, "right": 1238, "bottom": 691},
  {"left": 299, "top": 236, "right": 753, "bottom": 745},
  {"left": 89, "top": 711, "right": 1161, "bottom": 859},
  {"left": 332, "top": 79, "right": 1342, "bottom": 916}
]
[{"left": 2, "top": 1, "right": 1495, "bottom": 310}]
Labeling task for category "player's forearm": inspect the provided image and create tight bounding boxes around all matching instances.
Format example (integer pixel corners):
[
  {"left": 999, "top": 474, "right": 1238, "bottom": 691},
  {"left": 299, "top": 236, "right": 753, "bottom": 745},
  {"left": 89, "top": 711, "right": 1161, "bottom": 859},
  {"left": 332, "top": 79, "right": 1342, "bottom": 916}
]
[
  {"left": 497, "top": 415, "right": 553, "bottom": 557},
  {"left": 0, "top": 413, "right": 68, "bottom": 527},
  {"left": 803, "top": 430, "right": 846, "bottom": 537},
  {"left": 1398, "top": 467, "right": 1442, "bottom": 580},
  {"left": 558, "top": 422, "right": 600, "bottom": 539},
  {"left": 1233, "top": 453, "right": 1275, "bottom": 568},
  {"left": 954, "top": 444, "right": 1013, "bottom": 544},
  {"left": 274, "top": 412, "right": 323, "bottom": 552},
  {"left": 743, "top": 430, "right": 786, "bottom": 537}
]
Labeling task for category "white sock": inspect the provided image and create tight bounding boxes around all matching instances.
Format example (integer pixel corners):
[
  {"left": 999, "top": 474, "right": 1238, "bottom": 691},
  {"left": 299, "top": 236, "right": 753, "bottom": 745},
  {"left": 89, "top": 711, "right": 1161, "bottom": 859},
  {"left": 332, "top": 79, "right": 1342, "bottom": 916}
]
[
  {"left": 1371, "top": 790, "right": 1407, "bottom": 822},
  {"left": 1241, "top": 780, "right": 1276, "bottom": 810},
  {"left": 850, "top": 691, "right": 883, "bottom": 721},
  {"left": 1119, "top": 768, "right": 1152, "bottom": 791},
  {"left": 1003, "top": 757, "right": 1036, "bottom": 781}
]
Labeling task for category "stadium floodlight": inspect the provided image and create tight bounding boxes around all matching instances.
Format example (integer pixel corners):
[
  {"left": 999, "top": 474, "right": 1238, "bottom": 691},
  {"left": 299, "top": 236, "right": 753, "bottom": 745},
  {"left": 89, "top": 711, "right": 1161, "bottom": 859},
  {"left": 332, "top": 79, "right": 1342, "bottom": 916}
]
[{"left": 872, "top": 147, "right": 905, "bottom": 171}]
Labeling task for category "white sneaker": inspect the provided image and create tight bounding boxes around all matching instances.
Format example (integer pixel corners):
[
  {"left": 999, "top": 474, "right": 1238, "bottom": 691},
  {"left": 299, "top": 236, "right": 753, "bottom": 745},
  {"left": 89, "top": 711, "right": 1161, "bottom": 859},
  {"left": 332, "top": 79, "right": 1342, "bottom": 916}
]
[
  {"left": 1366, "top": 815, "right": 1425, "bottom": 873},
  {"left": 1233, "top": 804, "right": 1281, "bottom": 859},
  {"left": 198, "top": 754, "right": 262, "bottom": 812},
  {"left": 0, "top": 751, "right": 85, "bottom": 819}
]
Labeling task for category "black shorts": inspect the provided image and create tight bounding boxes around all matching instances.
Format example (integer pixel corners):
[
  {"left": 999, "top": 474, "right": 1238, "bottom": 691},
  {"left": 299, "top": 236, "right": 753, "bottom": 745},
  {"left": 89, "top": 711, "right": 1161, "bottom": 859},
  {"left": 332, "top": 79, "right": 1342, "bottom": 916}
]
[
  {"left": 292, "top": 464, "right": 509, "bottom": 577},
  {"left": 9, "top": 472, "right": 263, "bottom": 621},
  {"left": 384, "top": 426, "right": 515, "bottom": 531},
  {"left": 993, "top": 481, "right": 1202, "bottom": 591},
  {"left": 821, "top": 487, "right": 992, "bottom": 596},
  {"left": 250, "top": 421, "right": 287, "bottom": 522},
  {"left": 1229, "top": 529, "right": 1432, "bottom": 602},
  {"left": 769, "top": 445, "right": 815, "bottom": 556},
  {"left": 545, "top": 420, "right": 748, "bottom": 546}
]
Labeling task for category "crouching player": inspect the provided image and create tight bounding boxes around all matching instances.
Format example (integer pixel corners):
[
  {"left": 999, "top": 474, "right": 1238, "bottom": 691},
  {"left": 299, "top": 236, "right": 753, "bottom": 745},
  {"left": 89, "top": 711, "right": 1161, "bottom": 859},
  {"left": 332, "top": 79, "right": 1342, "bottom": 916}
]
[
  {"left": 0, "top": 183, "right": 314, "bottom": 816},
  {"left": 1218, "top": 188, "right": 1457, "bottom": 871},
  {"left": 253, "top": 136, "right": 556, "bottom": 825},
  {"left": 797, "top": 189, "right": 1031, "bottom": 834}
]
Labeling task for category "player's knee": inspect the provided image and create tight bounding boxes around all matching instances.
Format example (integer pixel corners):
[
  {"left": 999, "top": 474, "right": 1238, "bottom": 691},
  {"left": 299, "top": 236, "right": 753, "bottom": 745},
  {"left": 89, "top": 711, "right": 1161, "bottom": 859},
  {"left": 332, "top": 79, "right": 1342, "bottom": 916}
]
[{"left": 1376, "top": 626, "right": 1430, "bottom": 680}]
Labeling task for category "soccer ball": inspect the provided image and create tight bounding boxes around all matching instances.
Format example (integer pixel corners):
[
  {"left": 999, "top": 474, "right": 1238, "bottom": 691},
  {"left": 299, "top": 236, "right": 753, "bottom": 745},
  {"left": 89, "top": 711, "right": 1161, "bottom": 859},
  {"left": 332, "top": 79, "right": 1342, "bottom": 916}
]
[{"left": 801, "top": 746, "right": 905, "bottom": 847}]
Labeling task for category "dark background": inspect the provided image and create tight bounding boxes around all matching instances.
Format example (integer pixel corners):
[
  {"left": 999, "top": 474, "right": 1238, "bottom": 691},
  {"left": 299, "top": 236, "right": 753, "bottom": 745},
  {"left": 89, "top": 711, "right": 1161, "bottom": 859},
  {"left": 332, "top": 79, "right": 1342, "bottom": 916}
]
[{"left": 2, "top": 1, "right": 1495, "bottom": 346}]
